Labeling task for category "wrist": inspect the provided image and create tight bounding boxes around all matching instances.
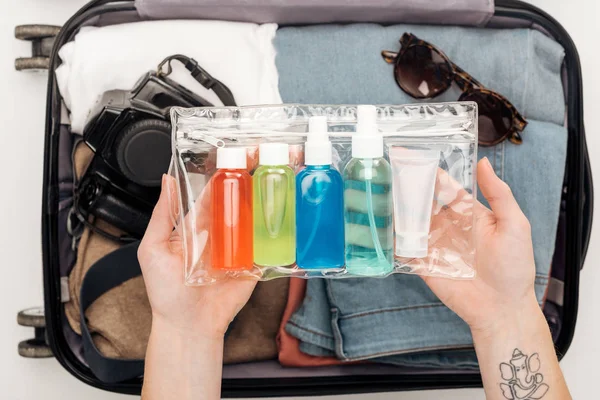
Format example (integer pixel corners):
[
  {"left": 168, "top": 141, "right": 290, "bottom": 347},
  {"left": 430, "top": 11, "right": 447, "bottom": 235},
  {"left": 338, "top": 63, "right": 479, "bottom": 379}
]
[
  {"left": 469, "top": 292, "right": 543, "bottom": 341},
  {"left": 151, "top": 313, "right": 228, "bottom": 343},
  {"left": 144, "top": 313, "right": 225, "bottom": 400}
]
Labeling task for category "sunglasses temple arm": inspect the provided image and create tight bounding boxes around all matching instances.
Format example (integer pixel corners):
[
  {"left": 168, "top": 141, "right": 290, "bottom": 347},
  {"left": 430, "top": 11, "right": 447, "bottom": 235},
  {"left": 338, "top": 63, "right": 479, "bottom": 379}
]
[
  {"left": 381, "top": 50, "right": 398, "bottom": 64},
  {"left": 453, "top": 64, "right": 485, "bottom": 88}
]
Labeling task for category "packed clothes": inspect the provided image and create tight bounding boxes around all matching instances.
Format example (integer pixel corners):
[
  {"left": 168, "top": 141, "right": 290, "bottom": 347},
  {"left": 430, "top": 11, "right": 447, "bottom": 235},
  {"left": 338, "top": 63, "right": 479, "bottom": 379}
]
[
  {"left": 223, "top": 278, "right": 289, "bottom": 364},
  {"left": 277, "top": 278, "right": 346, "bottom": 367},
  {"left": 56, "top": 20, "right": 281, "bottom": 134}
]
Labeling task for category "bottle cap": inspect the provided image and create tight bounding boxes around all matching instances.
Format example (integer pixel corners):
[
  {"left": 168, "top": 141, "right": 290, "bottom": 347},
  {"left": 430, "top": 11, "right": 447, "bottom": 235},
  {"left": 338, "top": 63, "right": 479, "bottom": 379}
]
[
  {"left": 305, "top": 116, "right": 332, "bottom": 166},
  {"left": 395, "top": 232, "right": 429, "bottom": 258},
  {"left": 216, "top": 147, "right": 247, "bottom": 169},
  {"left": 352, "top": 105, "right": 383, "bottom": 159},
  {"left": 259, "top": 142, "right": 290, "bottom": 166}
]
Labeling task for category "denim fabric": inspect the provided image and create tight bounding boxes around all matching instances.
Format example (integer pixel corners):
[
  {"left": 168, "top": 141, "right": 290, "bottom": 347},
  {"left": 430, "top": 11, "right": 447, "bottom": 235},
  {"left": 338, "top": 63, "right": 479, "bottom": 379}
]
[
  {"left": 286, "top": 277, "right": 478, "bottom": 368},
  {"left": 479, "top": 119, "right": 567, "bottom": 301},
  {"left": 299, "top": 342, "right": 479, "bottom": 370},
  {"left": 274, "top": 24, "right": 565, "bottom": 125},
  {"left": 277, "top": 23, "right": 567, "bottom": 365}
]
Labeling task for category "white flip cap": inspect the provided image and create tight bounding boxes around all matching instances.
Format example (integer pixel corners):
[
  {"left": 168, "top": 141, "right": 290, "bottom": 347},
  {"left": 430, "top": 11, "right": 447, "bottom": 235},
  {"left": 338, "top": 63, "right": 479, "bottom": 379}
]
[
  {"left": 216, "top": 147, "right": 247, "bottom": 169},
  {"left": 259, "top": 142, "right": 290, "bottom": 166},
  {"left": 352, "top": 105, "right": 383, "bottom": 159},
  {"left": 395, "top": 232, "right": 429, "bottom": 258},
  {"left": 305, "top": 116, "right": 332, "bottom": 166}
]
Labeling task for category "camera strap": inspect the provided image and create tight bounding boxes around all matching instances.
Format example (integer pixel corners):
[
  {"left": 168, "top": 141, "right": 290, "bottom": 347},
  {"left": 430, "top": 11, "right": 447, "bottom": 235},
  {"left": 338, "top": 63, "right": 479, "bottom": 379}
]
[
  {"left": 79, "top": 241, "right": 144, "bottom": 383},
  {"left": 157, "top": 54, "right": 237, "bottom": 106}
]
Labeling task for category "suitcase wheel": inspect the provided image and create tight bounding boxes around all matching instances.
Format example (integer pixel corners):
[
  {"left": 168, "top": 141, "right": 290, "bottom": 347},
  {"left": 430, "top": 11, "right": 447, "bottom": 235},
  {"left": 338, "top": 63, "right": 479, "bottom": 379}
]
[
  {"left": 15, "top": 57, "right": 50, "bottom": 72},
  {"left": 17, "top": 307, "right": 46, "bottom": 328},
  {"left": 17, "top": 307, "right": 53, "bottom": 359},
  {"left": 14, "top": 25, "right": 60, "bottom": 71},
  {"left": 38, "top": 37, "right": 55, "bottom": 56},
  {"left": 18, "top": 339, "right": 53, "bottom": 358},
  {"left": 14, "top": 24, "right": 61, "bottom": 40}
]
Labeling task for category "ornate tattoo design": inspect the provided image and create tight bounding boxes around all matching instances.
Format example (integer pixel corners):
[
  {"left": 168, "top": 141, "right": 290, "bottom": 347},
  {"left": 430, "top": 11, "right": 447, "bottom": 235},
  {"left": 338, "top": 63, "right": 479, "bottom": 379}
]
[{"left": 499, "top": 348, "right": 549, "bottom": 399}]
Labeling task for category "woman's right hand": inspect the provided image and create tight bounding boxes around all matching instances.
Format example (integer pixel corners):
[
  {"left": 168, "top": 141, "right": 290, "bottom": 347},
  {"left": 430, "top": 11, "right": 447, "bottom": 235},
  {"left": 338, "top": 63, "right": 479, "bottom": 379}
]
[{"left": 422, "top": 157, "right": 539, "bottom": 335}]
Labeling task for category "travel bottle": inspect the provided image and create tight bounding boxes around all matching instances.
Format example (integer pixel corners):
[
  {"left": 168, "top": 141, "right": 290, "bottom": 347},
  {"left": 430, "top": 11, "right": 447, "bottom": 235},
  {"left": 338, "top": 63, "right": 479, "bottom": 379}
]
[
  {"left": 343, "top": 105, "right": 394, "bottom": 276},
  {"left": 210, "top": 147, "right": 253, "bottom": 271},
  {"left": 296, "top": 116, "right": 345, "bottom": 271},
  {"left": 253, "top": 143, "right": 296, "bottom": 267}
]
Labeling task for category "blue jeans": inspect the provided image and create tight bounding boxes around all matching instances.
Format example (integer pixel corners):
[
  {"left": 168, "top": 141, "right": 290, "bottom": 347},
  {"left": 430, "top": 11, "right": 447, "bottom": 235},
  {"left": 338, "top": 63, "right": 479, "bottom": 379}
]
[{"left": 276, "top": 24, "right": 567, "bottom": 366}]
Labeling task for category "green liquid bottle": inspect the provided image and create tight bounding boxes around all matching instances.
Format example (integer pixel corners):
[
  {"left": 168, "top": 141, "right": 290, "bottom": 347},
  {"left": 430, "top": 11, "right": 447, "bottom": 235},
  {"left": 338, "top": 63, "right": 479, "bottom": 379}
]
[
  {"left": 343, "top": 105, "right": 394, "bottom": 276},
  {"left": 253, "top": 142, "right": 296, "bottom": 267}
]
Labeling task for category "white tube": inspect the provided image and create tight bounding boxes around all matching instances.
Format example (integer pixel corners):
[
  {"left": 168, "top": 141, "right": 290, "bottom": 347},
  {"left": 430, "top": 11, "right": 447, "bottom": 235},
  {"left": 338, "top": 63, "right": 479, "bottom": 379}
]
[{"left": 390, "top": 148, "right": 440, "bottom": 258}]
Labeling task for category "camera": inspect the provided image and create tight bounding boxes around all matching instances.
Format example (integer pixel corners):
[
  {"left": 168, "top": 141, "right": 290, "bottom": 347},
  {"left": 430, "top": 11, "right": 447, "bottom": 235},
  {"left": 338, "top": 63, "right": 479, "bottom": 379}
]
[{"left": 75, "top": 56, "right": 235, "bottom": 238}]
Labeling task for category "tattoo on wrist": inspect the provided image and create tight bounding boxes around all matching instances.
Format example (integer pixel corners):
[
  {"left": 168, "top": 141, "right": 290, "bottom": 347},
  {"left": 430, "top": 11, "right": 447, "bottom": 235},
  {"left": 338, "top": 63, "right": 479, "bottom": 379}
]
[{"left": 499, "top": 348, "right": 549, "bottom": 399}]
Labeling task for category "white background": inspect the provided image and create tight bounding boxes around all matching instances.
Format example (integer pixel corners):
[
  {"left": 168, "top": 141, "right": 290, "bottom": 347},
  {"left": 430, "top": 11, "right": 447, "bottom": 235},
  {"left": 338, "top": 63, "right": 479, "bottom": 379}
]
[{"left": 2, "top": 0, "right": 598, "bottom": 398}]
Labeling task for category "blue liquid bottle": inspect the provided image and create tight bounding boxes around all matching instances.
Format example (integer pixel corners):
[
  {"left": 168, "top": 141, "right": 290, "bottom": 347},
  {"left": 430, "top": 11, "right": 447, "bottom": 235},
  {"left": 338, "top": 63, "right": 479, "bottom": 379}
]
[
  {"left": 343, "top": 105, "right": 393, "bottom": 276},
  {"left": 296, "top": 116, "right": 345, "bottom": 271}
]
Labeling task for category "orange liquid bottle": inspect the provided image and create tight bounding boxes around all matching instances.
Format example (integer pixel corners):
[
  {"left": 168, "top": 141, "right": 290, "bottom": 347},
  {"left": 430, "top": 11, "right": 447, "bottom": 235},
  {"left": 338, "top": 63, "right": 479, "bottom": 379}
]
[{"left": 210, "top": 147, "right": 253, "bottom": 271}]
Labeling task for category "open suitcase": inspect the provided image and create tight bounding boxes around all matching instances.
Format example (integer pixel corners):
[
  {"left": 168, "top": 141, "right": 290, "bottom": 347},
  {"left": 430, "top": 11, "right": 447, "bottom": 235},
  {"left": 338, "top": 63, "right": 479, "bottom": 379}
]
[{"left": 35, "top": 0, "right": 593, "bottom": 396}]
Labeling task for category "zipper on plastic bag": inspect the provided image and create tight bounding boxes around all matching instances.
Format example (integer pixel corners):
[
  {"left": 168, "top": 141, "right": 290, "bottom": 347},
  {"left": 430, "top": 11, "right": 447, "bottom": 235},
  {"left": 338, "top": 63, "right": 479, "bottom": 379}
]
[
  {"left": 178, "top": 132, "right": 226, "bottom": 149},
  {"left": 177, "top": 128, "right": 475, "bottom": 149}
]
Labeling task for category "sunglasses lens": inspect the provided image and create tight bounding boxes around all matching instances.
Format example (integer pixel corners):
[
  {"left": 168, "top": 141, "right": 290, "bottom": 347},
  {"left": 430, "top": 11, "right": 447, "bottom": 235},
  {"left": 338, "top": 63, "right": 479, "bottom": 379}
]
[
  {"left": 460, "top": 91, "right": 514, "bottom": 145},
  {"left": 395, "top": 45, "right": 452, "bottom": 98}
]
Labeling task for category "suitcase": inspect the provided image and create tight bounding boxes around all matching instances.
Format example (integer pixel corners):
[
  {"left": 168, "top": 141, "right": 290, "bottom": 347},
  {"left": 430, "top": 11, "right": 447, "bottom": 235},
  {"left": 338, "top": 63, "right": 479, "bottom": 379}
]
[{"left": 31, "top": 0, "right": 592, "bottom": 396}]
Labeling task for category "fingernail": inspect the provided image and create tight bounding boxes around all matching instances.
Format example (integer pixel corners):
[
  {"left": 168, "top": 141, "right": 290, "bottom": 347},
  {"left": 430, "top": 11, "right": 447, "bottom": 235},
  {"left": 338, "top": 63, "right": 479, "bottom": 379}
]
[
  {"left": 161, "top": 174, "right": 167, "bottom": 190},
  {"left": 482, "top": 157, "right": 495, "bottom": 175}
]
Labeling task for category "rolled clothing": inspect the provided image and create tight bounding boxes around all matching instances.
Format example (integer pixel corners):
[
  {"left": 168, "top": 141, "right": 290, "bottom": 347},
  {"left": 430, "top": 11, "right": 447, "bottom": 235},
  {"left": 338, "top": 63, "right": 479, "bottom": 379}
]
[
  {"left": 277, "top": 23, "right": 566, "bottom": 365},
  {"left": 56, "top": 20, "right": 281, "bottom": 134}
]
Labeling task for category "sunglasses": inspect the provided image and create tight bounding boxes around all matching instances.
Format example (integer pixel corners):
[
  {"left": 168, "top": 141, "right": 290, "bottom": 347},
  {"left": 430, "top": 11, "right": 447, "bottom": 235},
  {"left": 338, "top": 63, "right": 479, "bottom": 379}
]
[{"left": 382, "top": 33, "right": 527, "bottom": 147}]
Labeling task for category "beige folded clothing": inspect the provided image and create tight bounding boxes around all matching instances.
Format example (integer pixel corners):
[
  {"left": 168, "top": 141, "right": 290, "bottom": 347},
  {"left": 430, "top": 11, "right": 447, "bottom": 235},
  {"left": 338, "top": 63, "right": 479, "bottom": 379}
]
[
  {"left": 64, "top": 221, "right": 151, "bottom": 359},
  {"left": 224, "top": 278, "right": 289, "bottom": 364}
]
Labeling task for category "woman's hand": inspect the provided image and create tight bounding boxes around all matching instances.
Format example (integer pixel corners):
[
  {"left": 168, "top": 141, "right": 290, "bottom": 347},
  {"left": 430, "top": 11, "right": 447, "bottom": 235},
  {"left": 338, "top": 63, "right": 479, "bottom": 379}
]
[
  {"left": 422, "top": 157, "right": 538, "bottom": 335},
  {"left": 139, "top": 175, "right": 257, "bottom": 400},
  {"left": 138, "top": 175, "right": 257, "bottom": 339},
  {"left": 423, "top": 157, "right": 571, "bottom": 400}
]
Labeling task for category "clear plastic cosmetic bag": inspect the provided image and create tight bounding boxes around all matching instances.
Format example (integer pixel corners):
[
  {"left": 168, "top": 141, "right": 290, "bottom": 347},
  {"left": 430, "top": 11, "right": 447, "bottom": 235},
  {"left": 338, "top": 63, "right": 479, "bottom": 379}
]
[{"left": 169, "top": 102, "right": 477, "bottom": 285}]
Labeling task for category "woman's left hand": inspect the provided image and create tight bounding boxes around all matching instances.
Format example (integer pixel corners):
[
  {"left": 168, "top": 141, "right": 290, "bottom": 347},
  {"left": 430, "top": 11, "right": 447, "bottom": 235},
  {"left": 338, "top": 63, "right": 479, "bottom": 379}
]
[{"left": 138, "top": 175, "right": 257, "bottom": 339}]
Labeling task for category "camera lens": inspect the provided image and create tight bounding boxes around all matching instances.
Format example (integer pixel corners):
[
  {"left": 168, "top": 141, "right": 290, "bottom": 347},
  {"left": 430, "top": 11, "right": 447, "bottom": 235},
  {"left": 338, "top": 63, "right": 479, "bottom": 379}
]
[
  {"left": 82, "top": 179, "right": 101, "bottom": 208},
  {"left": 115, "top": 119, "right": 172, "bottom": 187}
]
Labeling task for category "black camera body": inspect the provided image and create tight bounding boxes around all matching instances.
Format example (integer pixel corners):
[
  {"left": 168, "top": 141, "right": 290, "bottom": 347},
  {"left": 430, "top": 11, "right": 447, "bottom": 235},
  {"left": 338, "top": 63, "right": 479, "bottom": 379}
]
[{"left": 77, "top": 70, "right": 213, "bottom": 238}]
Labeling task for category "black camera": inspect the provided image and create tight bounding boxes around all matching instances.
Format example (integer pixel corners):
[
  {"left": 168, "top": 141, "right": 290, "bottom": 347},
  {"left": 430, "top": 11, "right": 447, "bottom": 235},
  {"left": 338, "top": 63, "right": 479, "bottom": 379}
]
[{"left": 75, "top": 55, "right": 236, "bottom": 238}]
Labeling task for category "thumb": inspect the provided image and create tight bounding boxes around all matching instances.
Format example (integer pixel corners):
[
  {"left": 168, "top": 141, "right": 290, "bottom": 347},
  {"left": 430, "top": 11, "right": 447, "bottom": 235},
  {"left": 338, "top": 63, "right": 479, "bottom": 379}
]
[
  {"left": 477, "top": 157, "right": 527, "bottom": 228},
  {"left": 141, "top": 174, "right": 176, "bottom": 247}
]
